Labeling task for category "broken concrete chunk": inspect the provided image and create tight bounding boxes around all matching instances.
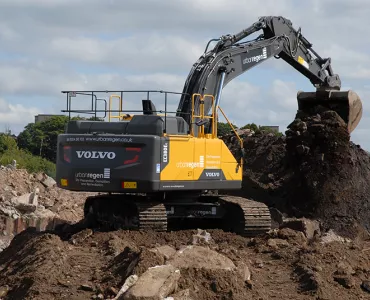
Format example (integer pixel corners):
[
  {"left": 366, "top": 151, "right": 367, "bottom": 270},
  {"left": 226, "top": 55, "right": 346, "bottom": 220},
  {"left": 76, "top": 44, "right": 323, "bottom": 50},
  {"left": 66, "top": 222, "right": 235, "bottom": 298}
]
[
  {"left": 123, "top": 265, "right": 180, "bottom": 300},
  {"left": 10, "top": 189, "right": 39, "bottom": 213},
  {"left": 281, "top": 217, "right": 321, "bottom": 239},
  {"left": 236, "top": 262, "right": 251, "bottom": 281},
  {"left": 320, "top": 229, "right": 352, "bottom": 244},
  {"left": 168, "top": 246, "right": 235, "bottom": 271},
  {"left": 150, "top": 245, "right": 176, "bottom": 260},
  {"left": 113, "top": 275, "right": 138, "bottom": 300},
  {"left": 192, "top": 229, "right": 212, "bottom": 245},
  {"left": 42, "top": 175, "right": 56, "bottom": 188}
]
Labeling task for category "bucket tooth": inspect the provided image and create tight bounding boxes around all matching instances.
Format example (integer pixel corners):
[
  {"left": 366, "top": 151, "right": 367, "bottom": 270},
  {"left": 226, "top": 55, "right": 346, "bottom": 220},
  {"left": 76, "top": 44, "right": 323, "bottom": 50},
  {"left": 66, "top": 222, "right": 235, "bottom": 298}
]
[{"left": 297, "top": 89, "right": 363, "bottom": 133}]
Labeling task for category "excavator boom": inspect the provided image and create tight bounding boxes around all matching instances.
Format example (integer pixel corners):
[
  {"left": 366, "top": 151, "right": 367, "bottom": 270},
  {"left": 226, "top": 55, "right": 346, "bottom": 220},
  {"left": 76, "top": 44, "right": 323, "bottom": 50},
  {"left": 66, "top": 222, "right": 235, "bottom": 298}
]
[{"left": 176, "top": 16, "right": 362, "bottom": 134}]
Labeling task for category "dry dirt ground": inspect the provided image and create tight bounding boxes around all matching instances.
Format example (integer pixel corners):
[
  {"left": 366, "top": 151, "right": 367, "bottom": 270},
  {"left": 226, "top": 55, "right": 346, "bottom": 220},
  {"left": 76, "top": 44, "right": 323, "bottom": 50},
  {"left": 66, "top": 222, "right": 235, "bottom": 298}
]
[{"left": 0, "top": 226, "right": 369, "bottom": 300}]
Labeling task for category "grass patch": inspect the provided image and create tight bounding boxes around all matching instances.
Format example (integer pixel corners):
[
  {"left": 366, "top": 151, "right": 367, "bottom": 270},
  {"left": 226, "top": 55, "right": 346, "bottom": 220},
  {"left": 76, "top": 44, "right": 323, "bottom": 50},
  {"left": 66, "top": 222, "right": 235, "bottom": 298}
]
[{"left": 0, "top": 148, "right": 56, "bottom": 178}]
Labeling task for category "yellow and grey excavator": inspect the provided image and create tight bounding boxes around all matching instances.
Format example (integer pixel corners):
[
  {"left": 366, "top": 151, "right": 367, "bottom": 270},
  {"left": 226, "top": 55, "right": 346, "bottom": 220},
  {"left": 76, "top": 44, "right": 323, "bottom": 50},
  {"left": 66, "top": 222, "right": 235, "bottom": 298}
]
[{"left": 56, "top": 16, "right": 362, "bottom": 236}]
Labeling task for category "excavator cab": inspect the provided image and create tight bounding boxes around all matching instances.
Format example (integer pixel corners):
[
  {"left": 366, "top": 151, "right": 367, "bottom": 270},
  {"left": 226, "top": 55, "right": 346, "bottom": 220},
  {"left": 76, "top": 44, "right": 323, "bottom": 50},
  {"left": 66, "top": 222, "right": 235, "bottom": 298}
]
[{"left": 297, "top": 89, "right": 363, "bottom": 133}]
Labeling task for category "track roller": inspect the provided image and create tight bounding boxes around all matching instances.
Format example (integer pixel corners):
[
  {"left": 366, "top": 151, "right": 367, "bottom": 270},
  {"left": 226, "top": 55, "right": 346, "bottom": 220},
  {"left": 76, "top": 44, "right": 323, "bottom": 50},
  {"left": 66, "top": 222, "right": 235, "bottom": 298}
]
[{"left": 220, "top": 196, "right": 272, "bottom": 237}]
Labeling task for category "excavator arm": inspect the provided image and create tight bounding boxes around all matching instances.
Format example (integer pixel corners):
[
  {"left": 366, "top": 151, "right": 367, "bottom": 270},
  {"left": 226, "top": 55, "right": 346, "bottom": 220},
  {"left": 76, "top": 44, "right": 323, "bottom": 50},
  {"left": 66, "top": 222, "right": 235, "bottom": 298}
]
[{"left": 176, "top": 16, "right": 362, "bottom": 134}]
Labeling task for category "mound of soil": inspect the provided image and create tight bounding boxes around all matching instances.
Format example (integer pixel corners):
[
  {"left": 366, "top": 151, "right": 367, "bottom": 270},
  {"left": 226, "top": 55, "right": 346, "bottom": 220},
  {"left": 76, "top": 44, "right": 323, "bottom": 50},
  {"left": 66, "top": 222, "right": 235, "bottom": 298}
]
[
  {"left": 222, "top": 107, "right": 370, "bottom": 239},
  {"left": 0, "top": 227, "right": 369, "bottom": 300}
]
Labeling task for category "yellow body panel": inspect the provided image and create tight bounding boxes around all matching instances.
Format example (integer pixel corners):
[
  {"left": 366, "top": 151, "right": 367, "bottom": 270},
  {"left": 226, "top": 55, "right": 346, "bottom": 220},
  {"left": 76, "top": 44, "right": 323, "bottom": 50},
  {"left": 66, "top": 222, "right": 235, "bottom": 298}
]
[{"left": 160, "top": 135, "right": 242, "bottom": 182}]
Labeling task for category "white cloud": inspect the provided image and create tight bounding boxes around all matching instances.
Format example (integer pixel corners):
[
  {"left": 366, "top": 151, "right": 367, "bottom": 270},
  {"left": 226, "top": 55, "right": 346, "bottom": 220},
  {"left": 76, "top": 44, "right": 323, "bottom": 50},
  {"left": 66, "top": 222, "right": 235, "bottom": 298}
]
[
  {"left": 49, "top": 34, "right": 204, "bottom": 72},
  {"left": 0, "top": 98, "right": 42, "bottom": 134},
  {"left": 269, "top": 80, "right": 298, "bottom": 110}
]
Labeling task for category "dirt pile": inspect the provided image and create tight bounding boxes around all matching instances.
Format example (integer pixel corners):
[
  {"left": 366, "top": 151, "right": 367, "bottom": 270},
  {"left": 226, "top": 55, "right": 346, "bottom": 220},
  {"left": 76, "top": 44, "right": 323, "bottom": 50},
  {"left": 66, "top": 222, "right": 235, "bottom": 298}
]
[
  {"left": 0, "top": 224, "right": 369, "bottom": 300},
  {"left": 222, "top": 107, "right": 370, "bottom": 239},
  {"left": 0, "top": 166, "right": 96, "bottom": 251}
]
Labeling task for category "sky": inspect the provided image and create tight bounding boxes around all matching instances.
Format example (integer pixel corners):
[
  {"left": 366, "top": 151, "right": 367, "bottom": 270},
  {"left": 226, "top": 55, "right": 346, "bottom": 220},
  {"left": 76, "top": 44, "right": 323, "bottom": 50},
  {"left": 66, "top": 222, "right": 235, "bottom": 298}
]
[{"left": 1, "top": 0, "right": 370, "bottom": 149}]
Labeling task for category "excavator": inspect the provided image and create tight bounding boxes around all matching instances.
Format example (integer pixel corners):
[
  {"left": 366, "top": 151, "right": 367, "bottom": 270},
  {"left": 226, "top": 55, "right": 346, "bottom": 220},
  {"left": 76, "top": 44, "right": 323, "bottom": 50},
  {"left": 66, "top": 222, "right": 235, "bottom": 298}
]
[{"left": 56, "top": 16, "right": 363, "bottom": 237}]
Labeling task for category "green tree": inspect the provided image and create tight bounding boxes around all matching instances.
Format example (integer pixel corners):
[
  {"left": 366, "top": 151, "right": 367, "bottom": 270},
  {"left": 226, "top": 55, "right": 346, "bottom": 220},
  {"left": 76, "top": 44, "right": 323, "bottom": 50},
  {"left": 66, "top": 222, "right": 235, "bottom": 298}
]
[
  {"left": 0, "top": 133, "right": 17, "bottom": 153},
  {"left": 17, "top": 115, "right": 104, "bottom": 162},
  {"left": 17, "top": 115, "right": 105, "bottom": 163},
  {"left": 17, "top": 116, "right": 70, "bottom": 162},
  {"left": 240, "top": 123, "right": 259, "bottom": 132},
  {"left": 217, "top": 122, "right": 238, "bottom": 136},
  {"left": 240, "top": 123, "right": 284, "bottom": 137}
]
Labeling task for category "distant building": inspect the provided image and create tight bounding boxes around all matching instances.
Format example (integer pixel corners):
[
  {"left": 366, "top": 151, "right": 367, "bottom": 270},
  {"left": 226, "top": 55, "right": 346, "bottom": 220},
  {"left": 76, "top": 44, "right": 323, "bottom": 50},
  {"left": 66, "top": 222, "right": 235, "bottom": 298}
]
[{"left": 34, "top": 114, "right": 65, "bottom": 123}]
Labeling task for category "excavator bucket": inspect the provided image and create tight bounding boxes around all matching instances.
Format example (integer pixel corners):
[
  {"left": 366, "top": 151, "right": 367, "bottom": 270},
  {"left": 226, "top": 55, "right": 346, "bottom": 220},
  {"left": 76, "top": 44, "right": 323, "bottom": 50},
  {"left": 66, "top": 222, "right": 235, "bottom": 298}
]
[{"left": 296, "top": 89, "right": 363, "bottom": 133}]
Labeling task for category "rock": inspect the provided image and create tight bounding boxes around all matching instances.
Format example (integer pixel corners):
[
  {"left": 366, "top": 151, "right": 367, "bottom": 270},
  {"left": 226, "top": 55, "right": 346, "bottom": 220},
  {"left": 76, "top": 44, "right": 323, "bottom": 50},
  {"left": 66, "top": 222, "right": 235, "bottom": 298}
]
[
  {"left": 32, "top": 207, "right": 56, "bottom": 219},
  {"left": 79, "top": 284, "right": 94, "bottom": 291},
  {"left": 192, "top": 229, "right": 212, "bottom": 245},
  {"left": 236, "top": 262, "right": 251, "bottom": 281},
  {"left": 150, "top": 245, "right": 176, "bottom": 260},
  {"left": 168, "top": 246, "right": 235, "bottom": 271},
  {"left": 333, "top": 275, "right": 355, "bottom": 289},
  {"left": 113, "top": 275, "right": 138, "bottom": 300},
  {"left": 267, "top": 238, "right": 290, "bottom": 248},
  {"left": 165, "top": 289, "right": 192, "bottom": 300},
  {"left": 6, "top": 164, "right": 16, "bottom": 170},
  {"left": 123, "top": 265, "right": 180, "bottom": 300},
  {"left": 277, "top": 228, "right": 307, "bottom": 245},
  {"left": 35, "top": 173, "right": 44, "bottom": 181},
  {"left": 0, "top": 205, "right": 20, "bottom": 218},
  {"left": 10, "top": 189, "right": 39, "bottom": 213},
  {"left": 0, "top": 239, "right": 11, "bottom": 252},
  {"left": 42, "top": 176, "right": 56, "bottom": 188},
  {"left": 269, "top": 208, "right": 284, "bottom": 227},
  {"left": 236, "top": 128, "right": 254, "bottom": 137},
  {"left": 361, "top": 280, "right": 370, "bottom": 293},
  {"left": 296, "top": 144, "right": 310, "bottom": 155},
  {"left": 254, "top": 259, "right": 264, "bottom": 268},
  {"left": 320, "top": 229, "right": 352, "bottom": 244},
  {"left": 0, "top": 285, "right": 9, "bottom": 297},
  {"left": 70, "top": 229, "right": 93, "bottom": 245},
  {"left": 281, "top": 217, "right": 321, "bottom": 239},
  {"left": 334, "top": 262, "right": 355, "bottom": 276}
]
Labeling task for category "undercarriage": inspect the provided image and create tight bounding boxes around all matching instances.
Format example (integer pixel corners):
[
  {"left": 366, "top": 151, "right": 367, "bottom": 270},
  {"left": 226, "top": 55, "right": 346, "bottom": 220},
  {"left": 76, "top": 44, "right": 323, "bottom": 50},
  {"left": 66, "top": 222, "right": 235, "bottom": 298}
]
[{"left": 83, "top": 193, "right": 272, "bottom": 237}]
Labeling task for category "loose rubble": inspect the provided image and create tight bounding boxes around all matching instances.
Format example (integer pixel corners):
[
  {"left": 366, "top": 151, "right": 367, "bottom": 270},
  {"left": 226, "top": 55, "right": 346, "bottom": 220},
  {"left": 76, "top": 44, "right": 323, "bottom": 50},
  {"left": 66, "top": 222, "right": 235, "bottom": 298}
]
[{"left": 0, "top": 166, "right": 96, "bottom": 251}]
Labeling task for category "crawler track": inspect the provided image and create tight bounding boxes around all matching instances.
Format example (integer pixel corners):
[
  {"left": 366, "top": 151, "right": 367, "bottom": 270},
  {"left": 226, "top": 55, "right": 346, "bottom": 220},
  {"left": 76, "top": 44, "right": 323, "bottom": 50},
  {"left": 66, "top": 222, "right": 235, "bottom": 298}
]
[
  {"left": 83, "top": 194, "right": 271, "bottom": 236},
  {"left": 136, "top": 202, "right": 167, "bottom": 231},
  {"left": 219, "top": 195, "right": 272, "bottom": 237},
  {"left": 84, "top": 194, "right": 168, "bottom": 231}
]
